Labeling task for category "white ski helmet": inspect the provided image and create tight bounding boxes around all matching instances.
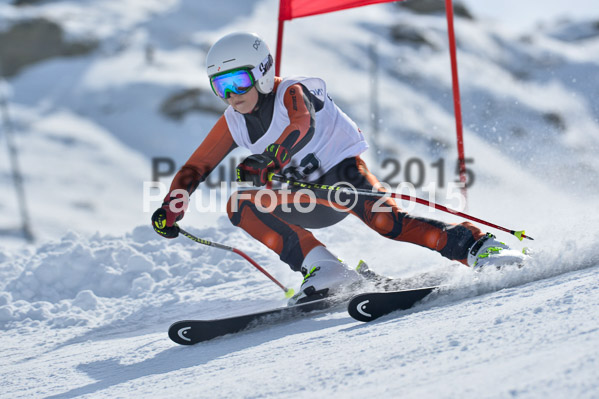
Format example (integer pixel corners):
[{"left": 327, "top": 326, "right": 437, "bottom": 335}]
[{"left": 206, "top": 32, "right": 275, "bottom": 97}]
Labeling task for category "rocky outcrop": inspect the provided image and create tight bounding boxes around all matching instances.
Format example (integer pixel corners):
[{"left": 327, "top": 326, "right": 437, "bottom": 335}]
[
  {"left": 0, "top": 18, "right": 97, "bottom": 77},
  {"left": 160, "top": 88, "right": 225, "bottom": 121},
  {"left": 12, "top": 0, "right": 46, "bottom": 5},
  {"left": 396, "top": 0, "right": 473, "bottom": 20},
  {"left": 390, "top": 24, "right": 441, "bottom": 49}
]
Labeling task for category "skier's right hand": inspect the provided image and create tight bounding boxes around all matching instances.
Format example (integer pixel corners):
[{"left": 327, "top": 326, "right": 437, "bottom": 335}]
[
  {"left": 151, "top": 192, "right": 187, "bottom": 239},
  {"left": 151, "top": 207, "right": 180, "bottom": 239}
]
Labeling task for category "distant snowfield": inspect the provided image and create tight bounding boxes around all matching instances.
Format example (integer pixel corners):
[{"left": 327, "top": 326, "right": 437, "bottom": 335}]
[
  {"left": 1, "top": 0, "right": 599, "bottom": 397},
  {"left": 0, "top": 106, "right": 150, "bottom": 246}
]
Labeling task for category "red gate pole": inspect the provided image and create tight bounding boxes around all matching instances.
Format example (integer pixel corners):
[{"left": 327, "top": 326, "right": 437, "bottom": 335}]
[
  {"left": 275, "top": 19, "right": 285, "bottom": 75},
  {"left": 445, "top": 0, "right": 468, "bottom": 206}
]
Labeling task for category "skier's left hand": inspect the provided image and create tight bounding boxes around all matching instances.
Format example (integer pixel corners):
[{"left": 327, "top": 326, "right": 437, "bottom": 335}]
[{"left": 237, "top": 144, "right": 290, "bottom": 187}]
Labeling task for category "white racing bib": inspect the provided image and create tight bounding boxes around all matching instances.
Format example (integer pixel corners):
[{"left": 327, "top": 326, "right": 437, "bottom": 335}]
[{"left": 224, "top": 76, "right": 368, "bottom": 181}]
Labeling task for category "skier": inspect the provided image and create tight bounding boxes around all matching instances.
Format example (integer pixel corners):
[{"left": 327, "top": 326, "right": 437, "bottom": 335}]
[{"left": 152, "top": 32, "right": 525, "bottom": 304}]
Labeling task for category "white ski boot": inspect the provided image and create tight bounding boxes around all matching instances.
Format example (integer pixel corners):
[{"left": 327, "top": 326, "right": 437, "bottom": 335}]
[
  {"left": 467, "top": 233, "right": 528, "bottom": 270},
  {"left": 289, "top": 246, "right": 362, "bottom": 305}
]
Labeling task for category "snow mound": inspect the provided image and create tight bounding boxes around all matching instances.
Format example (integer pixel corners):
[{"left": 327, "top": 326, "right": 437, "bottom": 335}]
[{"left": 0, "top": 221, "right": 293, "bottom": 330}]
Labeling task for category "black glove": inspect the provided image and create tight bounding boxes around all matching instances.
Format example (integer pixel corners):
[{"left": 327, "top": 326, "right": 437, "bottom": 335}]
[
  {"left": 151, "top": 193, "right": 186, "bottom": 239},
  {"left": 237, "top": 144, "right": 290, "bottom": 187}
]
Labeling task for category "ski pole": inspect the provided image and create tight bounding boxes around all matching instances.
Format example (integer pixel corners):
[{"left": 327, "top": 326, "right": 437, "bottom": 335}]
[
  {"left": 269, "top": 174, "right": 533, "bottom": 241},
  {"left": 177, "top": 227, "right": 295, "bottom": 298}
]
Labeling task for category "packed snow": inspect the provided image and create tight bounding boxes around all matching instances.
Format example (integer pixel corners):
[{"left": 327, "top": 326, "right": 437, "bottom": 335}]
[{"left": 1, "top": 0, "right": 599, "bottom": 398}]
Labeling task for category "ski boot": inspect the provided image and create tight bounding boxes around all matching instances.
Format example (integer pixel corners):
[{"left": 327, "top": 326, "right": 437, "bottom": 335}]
[
  {"left": 467, "top": 233, "right": 528, "bottom": 270},
  {"left": 288, "top": 246, "right": 362, "bottom": 305}
]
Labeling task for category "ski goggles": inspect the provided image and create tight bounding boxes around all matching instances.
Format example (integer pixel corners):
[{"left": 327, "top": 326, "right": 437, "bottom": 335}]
[
  {"left": 209, "top": 54, "right": 273, "bottom": 99},
  {"left": 210, "top": 68, "right": 256, "bottom": 99}
]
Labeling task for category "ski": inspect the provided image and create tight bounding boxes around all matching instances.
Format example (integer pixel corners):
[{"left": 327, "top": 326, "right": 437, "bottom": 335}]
[
  {"left": 168, "top": 297, "right": 337, "bottom": 345},
  {"left": 347, "top": 286, "right": 439, "bottom": 322},
  {"left": 169, "top": 277, "right": 440, "bottom": 344}
]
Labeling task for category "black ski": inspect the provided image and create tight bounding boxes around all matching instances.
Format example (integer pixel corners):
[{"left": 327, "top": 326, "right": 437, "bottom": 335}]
[
  {"left": 168, "top": 297, "right": 336, "bottom": 345},
  {"left": 347, "top": 286, "right": 439, "bottom": 322}
]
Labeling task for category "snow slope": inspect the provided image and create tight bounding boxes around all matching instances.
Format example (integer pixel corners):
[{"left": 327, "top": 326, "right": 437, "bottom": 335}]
[
  {"left": 0, "top": 104, "right": 151, "bottom": 260},
  {"left": 2, "top": 224, "right": 599, "bottom": 398},
  {"left": 1, "top": 0, "right": 599, "bottom": 397}
]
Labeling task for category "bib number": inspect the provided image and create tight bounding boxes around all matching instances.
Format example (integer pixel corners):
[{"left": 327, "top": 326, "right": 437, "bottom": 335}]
[{"left": 283, "top": 153, "right": 321, "bottom": 180}]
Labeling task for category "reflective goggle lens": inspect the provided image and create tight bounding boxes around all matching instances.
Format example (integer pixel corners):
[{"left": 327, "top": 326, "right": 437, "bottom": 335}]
[{"left": 210, "top": 69, "right": 255, "bottom": 99}]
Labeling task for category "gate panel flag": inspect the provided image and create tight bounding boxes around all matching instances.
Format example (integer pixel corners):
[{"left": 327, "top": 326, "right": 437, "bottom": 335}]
[{"left": 279, "top": 0, "right": 400, "bottom": 21}]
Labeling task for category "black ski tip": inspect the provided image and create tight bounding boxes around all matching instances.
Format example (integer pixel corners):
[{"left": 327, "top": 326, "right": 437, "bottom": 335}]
[
  {"left": 168, "top": 321, "right": 200, "bottom": 345},
  {"left": 167, "top": 297, "right": 337, "bottom": 345},
  {"left": 348, "top": 286, "right": 438, "bottom": 322}
]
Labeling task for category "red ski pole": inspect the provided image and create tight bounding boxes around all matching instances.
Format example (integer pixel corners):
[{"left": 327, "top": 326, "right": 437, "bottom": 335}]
[
  {"left": 177, "top": 227, "right": 295, "bottom": 298},
  {"left": 269, "top": 174, "right": 533, "bottom": 241}
]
